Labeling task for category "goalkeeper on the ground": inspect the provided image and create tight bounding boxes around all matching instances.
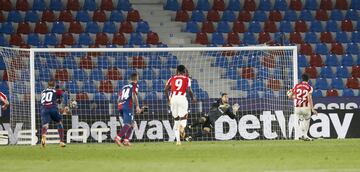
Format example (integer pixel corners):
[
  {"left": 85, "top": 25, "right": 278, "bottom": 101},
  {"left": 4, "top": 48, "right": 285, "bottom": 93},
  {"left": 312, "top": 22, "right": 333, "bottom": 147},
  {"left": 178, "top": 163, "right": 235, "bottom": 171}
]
[{"left": 185, "top": 92, "right": 240, "bottom": 141}]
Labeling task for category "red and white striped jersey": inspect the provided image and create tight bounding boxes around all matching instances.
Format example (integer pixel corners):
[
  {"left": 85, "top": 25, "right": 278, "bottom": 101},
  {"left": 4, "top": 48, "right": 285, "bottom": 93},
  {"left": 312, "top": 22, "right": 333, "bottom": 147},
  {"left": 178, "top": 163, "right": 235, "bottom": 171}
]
[
  {"left": 166, "top": 75, "right": 191, "bottom": 97},
  {"left": 0, "top": 92, "right": 7, "bottom": 103},
  {"left": 291, "top": 82, "right": 313, "bottom": 107}
]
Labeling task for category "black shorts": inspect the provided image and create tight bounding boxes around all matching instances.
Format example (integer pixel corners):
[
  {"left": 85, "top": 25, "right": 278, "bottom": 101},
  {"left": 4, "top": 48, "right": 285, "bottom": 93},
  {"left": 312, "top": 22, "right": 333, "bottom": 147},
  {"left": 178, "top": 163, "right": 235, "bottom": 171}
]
[{"left": 202, "top": 115, "right": 212, "bottom": 128}]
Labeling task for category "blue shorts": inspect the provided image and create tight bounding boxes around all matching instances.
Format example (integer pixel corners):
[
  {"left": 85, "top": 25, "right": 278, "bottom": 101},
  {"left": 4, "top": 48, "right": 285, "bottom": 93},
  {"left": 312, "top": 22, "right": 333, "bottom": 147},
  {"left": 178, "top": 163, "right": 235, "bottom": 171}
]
[
  {"left": 40, "top": 108, "right": 62, "bottom": 125},
  {"left": 119, "top": 108, "right": 134, "bottom": 125}
]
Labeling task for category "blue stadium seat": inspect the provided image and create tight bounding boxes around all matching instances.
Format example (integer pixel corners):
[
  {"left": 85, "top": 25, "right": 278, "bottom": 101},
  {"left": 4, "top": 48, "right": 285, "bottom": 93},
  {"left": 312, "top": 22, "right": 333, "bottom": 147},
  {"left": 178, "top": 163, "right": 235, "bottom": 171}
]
[
  {"left": 51, "top": 21, "right": 66, "bottom": 34},
  {"left": 185, "top": 21, "right": 199, "bottom": 33},
  {"left": 116, "top": 80, "right": 127, "bottom": 90},
  {"left": 299, "top": 10, "right": 314, "bottom": 21},
  {"left": 73, "top": 69, "right": 88, "bottom": 81},
  {"left": 326, "top": 20, "right": 339, "bottom": 32},
  {"left": 137, "top": 80, "right": 148, "bottom": 92},
  {"left": 164, "top": 0, "right": 179, "bottom": 11},
  {"left": 217, "top": 21, "right": 230, "bottom": 33},
  {"left": 144, "top": 91, "right": 157, "bottom": 101},
  {"left": 159, "top": 68, "right": 171, "bottom": 79},
  {"left": 78, "top": 33, "right": 93, "bottom": 45},
  {"left": 225, "top": 67, "right": 237, "bottom": 79},
  {"left": 97, "top": 56, "right": 110, "bottom": 69},
  {"left": 0, "top": 56, "right": 6, "bottom": 70},
  {"left": 32, "top": 0, "right": 47, "bottom": 11},
  {"left": 152, "top": 79, "right": 164, "bottom": 92},
  {"left": 124, "top": 68, "right": 137, "bottom": 80},
  {"left": 253, "top": 11, "right": 267, "bottom": 22},
  {"left": 335, "top": 31, "right": 349, "bottom": 43},
  {"left": 319, "top": 66, "right": 333, "bottom": 78},
  {"left": 214, "top": 56, "right": 229, "bottom": 67},
  {"left": 103, "top": 21, "right": 117, "bottom": 33},
  {"left": 109, "top": 10, "right": 124, "bottom": 22},
  {"left": 0, "top": 22, "right": 14, "bottom": 34},
  {"left": 231, "top": 55, "right": 245, "bottom": 68},
  {"left": 343, "top": 89, "right": 355, "bottom": 97},
  {"left": 197, "top": 91, "right": 209, "bottom": 99},
  {"left": 142, "top": 68, "right": 156, "bottom": 80},
  {"left": 350, "top": 0, "right": 360, "bottom": 10},
  {"left": 283, "top": 10, "right": 298, "bottom": 21},
  {"left": 36, "top": 82, "right": 43, "bottom": 93},
  {"left": 247, "top": 56, "right": 260, "bottom": 67},
  {"left": 129, "top": 32, "right": 143, "bottom": 45},
  {"left": 81, "top": 80, "right": 97, "bottom": 93},
  {"left": 89, "top": 68, "right": 104, "bottom": 80},
  {"left": 7, "top": 10, "right": 22, "bottom": 22},
  {"left": 196, "top": 0, "right": 211, "bottom": 11},
  {"left": 315, "top": 43, "right": 329, "bottom": 55},
  {"left": 242, "top": 32, "right": 257, "bottom": 44},
  {"left": 166, "top": 55, "right": 178, "bottom": 68},
  {"left": 0, "top": 34, "right": 8, "bottom": 46},
  {"left": 335, "top": 66, "right": 350, "bottom": 78},
  {"left": 313, "top": 89, "right": 323, "bottom": 97},
  {"left": 221, "top": 10, "right": 236, "bottom": 22},
  {"left": 27, "top": 33, "right": 41, "bottom": 46},
  {"left": 315, "top": 78, "right": 329, "bottom": 90},
  {"left": 258, "top": 0, "right": 272, "bottom": 11},
  {"left": 331, "top": 77, "right": 345, "bottom": 89},
  {"left": 25, "top": 11, "right": 40, "bottom": 22},
  {"left": 298, "top": 55, "right": 309, "bottom": 67},
  {"left": 227, "top": 0, "right": 241, "bottom": 11},
  {"left": 235, "top": 79, "right": 250, "bottom": 90},
  {"left": 325, "top": 54, "right": 339, "bottom": 66},
  {"left": 304, "top": 0, "right": 318, "bottom": 10},
  {"left": 191, "top": 79, "right": 200, "bottom": 89},
  {"left": 94, "top": 92, "right": 107, "bottom": 101},
  {"left": 114, "top": 56, "right": 128, "bottom": 68},
  {"left": 49, "top": 0, "right": 63, "bottom": 11},
  {"left": 85, "top": 21, "right": 100, "bottom": 33},
  {"left": 83, "top": 0, "right": 97, "bottom": 11},
  {"left": 351, "top": 31, "right": 360, "bottom": 42},
  {"left": 279, "top": 21, "right": 293, "bottom": 32},
  {"left": 329, "top": 10, "right": 343, "bottom": 21},
  {"left": 136, "top": 21, "right": 150, "bottom": 33},
  {"left": 248, "top": 21, "right": 262, "bottom": 33},
  {"left": 44, "top": 33, "right": 58, "bottom": 46},
  {"left": 191, "top": 10, "right": 205, "bottom": 22},
  {"left": 62, "top": 56, "right": 77, "bottom": 69},
  {"left": 257, "top": 68, "right": 269, "bottom": 78},
  {"left": 309, "top": 20, "right": 324, "bottom": 32},
  {"left": 211, "top": 32, "right": 225, "bottom": 45},
  {"left": 345, "top": 9, "right": 358, "bottom": 20},
  {"left": 252, "top": 79, "right": 265, "bottom": 91},
  {"left": 38, "top": 68, "right": 52, "bottom": 81},
  {"left": 117, "top": 0, "right": 132, "bottom": 11},
  {"left": 304, "top": 32, "right": 319, "bottom": 43},
  {"left": 148, "top": 55, "right": 161, "bottom": 68},
  {"left": 65, "top": 80, "right": 79, "bottom": 93},
  {"left": 76, "top": 10, "right": 91, "bottom": 22},
  {"left": 346, "top": 43, "right": 359, "bottom": 54},
  {"left": 247, "top": 90, "right": 259, "bottom": 99},
  {"left": 46, "top": 57, "right": 61, "bottom": 69},
  {"left": 341, "top": 54, "right": 354, "bottom": 66},
  {"left": 273, "top": 0, "right": 288, "bottom": 11},
  {"left": 265, "top": 90, "right": 275, "bottom": 99}
]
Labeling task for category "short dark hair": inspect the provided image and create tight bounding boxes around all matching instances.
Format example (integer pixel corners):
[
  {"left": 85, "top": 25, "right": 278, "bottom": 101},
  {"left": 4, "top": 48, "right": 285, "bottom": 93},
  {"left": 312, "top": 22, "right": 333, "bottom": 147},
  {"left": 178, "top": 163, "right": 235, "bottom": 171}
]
[
  {"left": 48, "top": 80, "right": 55, "bottom": 88},
  {"left": 302, "top": 74, "right": 309, "bottom": 82},
  {"left": 130, "top": 72, "right": 138, "bottom": 81},
  {"left": 177, "top": 65, "right": 186, "bottom": 74},
  {"left": 221, "top": 92, "right": 228, "bottom": 97}
]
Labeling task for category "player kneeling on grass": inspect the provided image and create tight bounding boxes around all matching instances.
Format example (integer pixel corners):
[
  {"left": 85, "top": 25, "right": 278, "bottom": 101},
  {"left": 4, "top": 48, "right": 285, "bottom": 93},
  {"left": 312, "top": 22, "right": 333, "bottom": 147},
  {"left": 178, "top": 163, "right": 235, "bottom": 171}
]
[
  {"left": 115, "top": 73, "right": 142, "bottom": 147},
  {"left": 40, "top": 80, "right": 67, "bottom": 147},
  {"left": 185, "top": 93, "right": 239, "bottom": 141},
  {"left": 287, "top": 74, "right": 317, "bottom": 141}
]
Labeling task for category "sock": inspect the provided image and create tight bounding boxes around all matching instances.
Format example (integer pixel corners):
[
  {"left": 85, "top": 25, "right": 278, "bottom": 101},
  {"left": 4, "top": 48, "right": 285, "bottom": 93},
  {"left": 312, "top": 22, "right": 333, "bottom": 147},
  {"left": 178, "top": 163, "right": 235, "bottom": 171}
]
[
  {"left": 299, "top": 119, "right": 306, "bottom": 138},
  {"left": 41, "top": 125, "right": 48, "bottom": 136},
  {"left": 57, "top": 123, "right": 64, "bottom": 142},
  {"left": 304, "top": 119, "right": 310, "bottom": 138},
  {"left": 118, "top": 124, "right": 131, "bottom": 138},
  {"left": 180, "top": 119, "right": 187, "bottom": 129},
  {"left": 174, "top": 120, "right": 180, "bottom": 142},
  {"left": 125, "top": 126, "right": 133, "bottom": 140}
]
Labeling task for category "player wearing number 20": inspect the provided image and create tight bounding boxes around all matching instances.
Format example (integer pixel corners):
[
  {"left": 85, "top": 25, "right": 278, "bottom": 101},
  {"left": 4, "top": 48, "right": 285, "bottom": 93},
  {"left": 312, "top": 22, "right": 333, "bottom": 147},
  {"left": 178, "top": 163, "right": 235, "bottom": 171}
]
[
  {"left": 115, "top": 73, "right": 141, "bottom": 146},
  {"left": 165, "top": 65, "right": 195, "bottom": 145},
  {"left": 40, "top": 80, "right": 66, "bottom": 147},
  {"left": 288, "top": 74, "right": 317, "bottom": 141}
]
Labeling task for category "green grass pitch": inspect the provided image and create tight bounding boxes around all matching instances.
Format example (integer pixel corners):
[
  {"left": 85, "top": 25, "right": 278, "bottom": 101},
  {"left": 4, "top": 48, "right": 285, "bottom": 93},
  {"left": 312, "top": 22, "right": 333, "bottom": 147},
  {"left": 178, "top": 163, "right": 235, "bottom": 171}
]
[{"left": 1, "top": 139, "right": 360, "bottom": 172}]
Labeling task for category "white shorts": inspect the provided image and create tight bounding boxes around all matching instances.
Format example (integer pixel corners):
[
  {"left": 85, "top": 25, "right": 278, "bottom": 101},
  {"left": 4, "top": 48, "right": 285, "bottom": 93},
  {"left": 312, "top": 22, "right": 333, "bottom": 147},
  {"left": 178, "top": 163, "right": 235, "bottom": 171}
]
[
  {"left": 170, "top": 95, "right": 188, "bottom": 118},
  {"left": 295, "top": 107, "right": 311, "bottom": 120}
]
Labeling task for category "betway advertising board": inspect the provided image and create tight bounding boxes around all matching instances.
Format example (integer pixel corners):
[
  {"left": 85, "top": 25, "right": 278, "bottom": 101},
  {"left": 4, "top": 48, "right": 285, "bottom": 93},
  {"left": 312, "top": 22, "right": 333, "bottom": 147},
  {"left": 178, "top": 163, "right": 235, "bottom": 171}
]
[{"left": 0, "top": 97, "right": 359, "bottom": 145}]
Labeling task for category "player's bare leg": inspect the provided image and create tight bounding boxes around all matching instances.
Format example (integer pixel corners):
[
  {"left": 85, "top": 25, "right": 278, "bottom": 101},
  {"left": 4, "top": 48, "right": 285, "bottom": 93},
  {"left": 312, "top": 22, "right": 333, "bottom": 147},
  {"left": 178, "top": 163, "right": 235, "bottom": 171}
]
[{"left": 40, "top": 124, "right": 48, "bottom": 148}]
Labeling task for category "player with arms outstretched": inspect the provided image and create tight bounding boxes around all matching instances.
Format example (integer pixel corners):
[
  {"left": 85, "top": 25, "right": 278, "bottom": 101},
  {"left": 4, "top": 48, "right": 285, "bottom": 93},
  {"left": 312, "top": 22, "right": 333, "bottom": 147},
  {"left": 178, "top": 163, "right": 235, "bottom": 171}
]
[
  {"left": 0, "top": 91, "right": 9, "bottom": 117},
  {"left": 165, "top": 65, "right": 195, "bottom": 145},
  {"left": 40, "top": 80, "right": 66, "bottom": 147},
  {"left": 185, "top": 93, "right": 239, "bottom": 141},
  {"left": 287, "top": 74, "right": 317, "bottom": 141},
  {"left": 115, "top": 73, "right": 141, "bottom": 146}
]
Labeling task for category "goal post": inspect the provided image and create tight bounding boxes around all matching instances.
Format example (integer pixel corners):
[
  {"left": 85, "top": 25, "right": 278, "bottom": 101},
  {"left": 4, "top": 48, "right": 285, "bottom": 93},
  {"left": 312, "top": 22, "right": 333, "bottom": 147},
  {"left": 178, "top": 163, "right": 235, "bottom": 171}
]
[{"left": 0, "top": 46, "right": 298, "bottom": 145}]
